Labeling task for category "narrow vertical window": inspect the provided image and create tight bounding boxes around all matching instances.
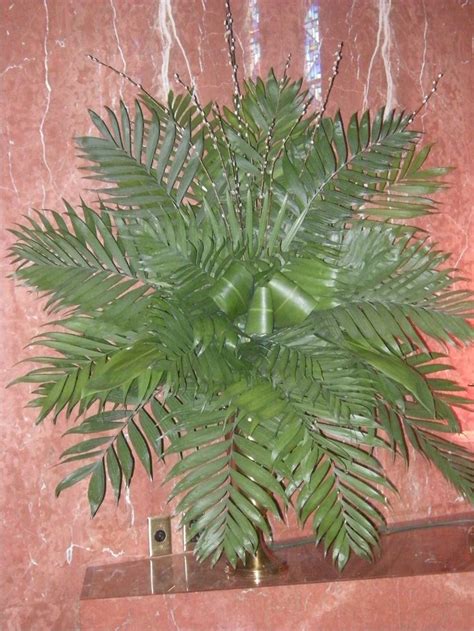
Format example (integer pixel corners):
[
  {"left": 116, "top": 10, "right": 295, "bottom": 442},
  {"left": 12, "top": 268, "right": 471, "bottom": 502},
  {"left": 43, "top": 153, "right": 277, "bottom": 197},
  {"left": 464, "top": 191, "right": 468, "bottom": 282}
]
[
  {"left": 248, "top": 0, "right": 261, "bottom": 78},
  {"left": 304, "top": 3, "right": 322, "bottom": 103}
]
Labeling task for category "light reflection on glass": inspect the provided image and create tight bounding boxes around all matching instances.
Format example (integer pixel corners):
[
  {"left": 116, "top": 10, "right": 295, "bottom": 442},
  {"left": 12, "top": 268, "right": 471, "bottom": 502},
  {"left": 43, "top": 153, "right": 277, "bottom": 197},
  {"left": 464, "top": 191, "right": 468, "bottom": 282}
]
[
  {"left": 304, "top": 3, "right": 322, "bottom": 103},
  {"left": 248, "top": 0, "right": 261, "bottom": 78}
]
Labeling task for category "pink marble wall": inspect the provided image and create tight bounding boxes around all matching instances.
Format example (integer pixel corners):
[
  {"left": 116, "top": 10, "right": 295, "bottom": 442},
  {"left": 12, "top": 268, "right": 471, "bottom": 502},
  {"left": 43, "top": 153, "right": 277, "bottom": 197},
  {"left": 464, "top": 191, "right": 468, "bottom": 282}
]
[{"left": 1, "top": 1, "right": 472, "bottom": 630}]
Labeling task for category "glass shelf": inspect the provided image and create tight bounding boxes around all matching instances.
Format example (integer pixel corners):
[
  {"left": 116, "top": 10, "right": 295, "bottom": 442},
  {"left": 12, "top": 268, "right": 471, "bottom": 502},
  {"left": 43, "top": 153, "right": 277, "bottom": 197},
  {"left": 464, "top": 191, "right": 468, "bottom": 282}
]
[{"left": 81, "top": 514, "right": 474, "bottom": 600}]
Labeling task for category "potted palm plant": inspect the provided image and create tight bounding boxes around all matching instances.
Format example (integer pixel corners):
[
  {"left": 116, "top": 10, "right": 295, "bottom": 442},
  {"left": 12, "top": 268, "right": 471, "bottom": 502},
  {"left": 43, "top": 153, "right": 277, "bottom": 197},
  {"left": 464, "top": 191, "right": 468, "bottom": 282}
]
[{"left": 10, "top": 2, "right": 473, "bottom": 573}]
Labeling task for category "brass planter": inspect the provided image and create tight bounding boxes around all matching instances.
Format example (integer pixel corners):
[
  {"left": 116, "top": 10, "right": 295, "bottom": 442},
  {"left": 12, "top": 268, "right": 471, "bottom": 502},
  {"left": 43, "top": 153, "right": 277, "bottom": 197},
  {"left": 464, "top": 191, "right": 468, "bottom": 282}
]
[{"left": 232, "top": 529, "right": 287, "bottom": 578}]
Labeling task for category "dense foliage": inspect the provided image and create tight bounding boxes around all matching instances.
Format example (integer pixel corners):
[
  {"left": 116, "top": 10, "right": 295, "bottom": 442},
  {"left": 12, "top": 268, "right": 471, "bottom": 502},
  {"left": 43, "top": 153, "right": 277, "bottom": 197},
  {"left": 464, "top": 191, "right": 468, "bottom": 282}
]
[{"left": 10, "top": 66, "right": 473, "bottom": 569}]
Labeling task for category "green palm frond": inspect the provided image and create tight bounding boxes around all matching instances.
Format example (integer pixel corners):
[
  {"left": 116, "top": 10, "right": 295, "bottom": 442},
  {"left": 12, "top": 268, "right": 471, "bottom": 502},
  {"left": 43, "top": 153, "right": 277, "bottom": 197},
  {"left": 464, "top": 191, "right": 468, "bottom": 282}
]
[
  {"left": 56, "top": 402, "right": 165, "bottom": 514},
  {"left": 9, "top": 202, "right": 151, "bottom": 315},
  {"left": 10, "top": 61, "right": 473, "bottom": 572},
  {"left": 162, "top": 399, "right": 289, "bottom": 566},
  {"left": 78, "top": 96, "right": 208, "bottom": 209}
]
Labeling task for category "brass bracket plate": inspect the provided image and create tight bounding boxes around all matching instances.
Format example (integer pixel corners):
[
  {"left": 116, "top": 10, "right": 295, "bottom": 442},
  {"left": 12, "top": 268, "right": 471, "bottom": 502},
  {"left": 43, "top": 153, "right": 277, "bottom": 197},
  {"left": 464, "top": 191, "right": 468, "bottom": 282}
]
[{"left": 148, "top": 516, "right": 172, "bottom": 556}]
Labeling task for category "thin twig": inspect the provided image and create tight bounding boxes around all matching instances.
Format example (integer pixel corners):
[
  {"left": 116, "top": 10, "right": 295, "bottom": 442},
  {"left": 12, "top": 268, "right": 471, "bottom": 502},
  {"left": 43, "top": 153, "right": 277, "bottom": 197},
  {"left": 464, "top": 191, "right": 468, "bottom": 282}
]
[
  {"left": 299, "top": 42, "right": 343, "bottom": 178},
  {"left": 407, "top": 72, "right": 444, "bottom": 124},
  {"left": 87, "top": 54, "right": 155, "bottom": 101},
  {"left": 282, "top": 53, "right": 292, "bottom": 79}
]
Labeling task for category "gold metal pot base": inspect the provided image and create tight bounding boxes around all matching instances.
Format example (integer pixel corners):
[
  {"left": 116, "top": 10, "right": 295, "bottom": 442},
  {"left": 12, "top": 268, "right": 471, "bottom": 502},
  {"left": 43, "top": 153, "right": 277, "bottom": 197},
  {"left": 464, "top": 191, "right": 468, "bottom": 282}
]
[{"left": 225, "top": 535, "right": 288, "bottom": 581}]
